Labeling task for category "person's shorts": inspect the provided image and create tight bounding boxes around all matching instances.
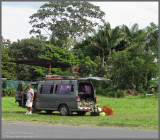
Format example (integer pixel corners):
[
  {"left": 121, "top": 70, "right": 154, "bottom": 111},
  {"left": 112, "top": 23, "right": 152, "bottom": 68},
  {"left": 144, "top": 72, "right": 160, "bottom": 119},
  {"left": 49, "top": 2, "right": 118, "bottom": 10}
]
[{"left": 26, "top": 99, "right": 33, "bottom": 107}]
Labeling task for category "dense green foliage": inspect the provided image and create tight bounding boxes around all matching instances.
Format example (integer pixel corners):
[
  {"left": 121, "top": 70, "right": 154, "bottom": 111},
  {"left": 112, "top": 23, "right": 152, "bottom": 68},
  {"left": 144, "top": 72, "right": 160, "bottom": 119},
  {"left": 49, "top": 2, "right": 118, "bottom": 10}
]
[
  {"left": 2, "top": 44, "right": 16, "bottom": 79},
  {"left": 34, "top": 45, "right": 78, "bottom": 77},
  {"left": 73, "top": 22, "right": 158, "bottom": 94},
  {"left": 2, "top": 1, "right": 158, "bottom": 96},
  {"left": 6, "top": 38, "right": 52, "bottom": 80},
  {"left": 2, "top": 38, "right": 77, "bottom": 80},
  {"left": 108, "top": 44, "right": 158, "bottom": 91}
]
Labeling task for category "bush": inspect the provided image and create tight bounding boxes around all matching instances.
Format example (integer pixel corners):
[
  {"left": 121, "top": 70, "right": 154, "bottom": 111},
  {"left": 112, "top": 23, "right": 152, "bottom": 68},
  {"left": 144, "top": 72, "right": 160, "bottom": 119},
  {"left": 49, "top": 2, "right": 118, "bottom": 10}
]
[
  {"left": 137, "top": 87, "right": 145, "bottom": 94},
  {"left": 3, "top": 86, "right": 17, "bottom": 97},
  {"left": 107, "top": 91, "right": 116, "bottom": 97},
  {"left": 96, "top": 86, "right": 106, "bottom": 96},
  {"left": 106, "top": 90, "right": 125, "bottom": 98},
  {"left": 115, "top": 90, "right": 125, "bottom": 98},
  {"left": 146, "top": 90, "right": 156, "bottom": 95}
]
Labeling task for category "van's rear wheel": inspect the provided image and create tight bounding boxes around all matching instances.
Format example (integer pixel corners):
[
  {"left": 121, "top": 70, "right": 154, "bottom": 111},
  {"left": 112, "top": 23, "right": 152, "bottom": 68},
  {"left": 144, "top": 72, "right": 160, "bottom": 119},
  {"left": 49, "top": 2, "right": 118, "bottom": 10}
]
[
  {"left": 59, "top": 105, "right": 69, "bottom": 116},
  {"left": 77, "top": 111, "right": 86, "bottom": 116}
]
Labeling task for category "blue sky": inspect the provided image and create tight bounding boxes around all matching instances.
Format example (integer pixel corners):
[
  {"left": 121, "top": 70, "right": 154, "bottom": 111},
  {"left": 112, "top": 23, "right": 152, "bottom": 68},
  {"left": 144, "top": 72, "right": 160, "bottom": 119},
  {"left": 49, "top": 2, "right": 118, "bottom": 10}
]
[{"left": 2, "top": 1, "right": 158, "bottom": 42}]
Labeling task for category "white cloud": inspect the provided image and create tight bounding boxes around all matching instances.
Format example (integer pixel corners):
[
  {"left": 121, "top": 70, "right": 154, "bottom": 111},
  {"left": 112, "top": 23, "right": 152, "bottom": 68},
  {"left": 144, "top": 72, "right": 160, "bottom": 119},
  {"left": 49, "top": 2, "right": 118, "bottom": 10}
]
[
  {"left": 91, "top": 2, "right": 158, "bottom": 29},
  {"left": 2, "top": 2, "right": 158, "bottom": 42},
  {"left": 2, "top": 5, "right": 37, "bottom": 42}
]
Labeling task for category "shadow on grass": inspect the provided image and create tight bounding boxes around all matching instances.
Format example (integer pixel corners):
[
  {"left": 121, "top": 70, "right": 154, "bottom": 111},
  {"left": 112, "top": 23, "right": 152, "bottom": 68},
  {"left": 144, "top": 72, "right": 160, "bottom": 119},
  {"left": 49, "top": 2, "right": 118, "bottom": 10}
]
[
  {"left": 37, "top": 112, "right": 60, "bottom": 116},
  {"left": 37, "top": 112, "right": 92, "bottom": 116},
  {"left": 3, "top": 110, "right": 93, "bottom": 116},
  {"left": 2, "top": 111, "right": 26, "bottom": 114}
]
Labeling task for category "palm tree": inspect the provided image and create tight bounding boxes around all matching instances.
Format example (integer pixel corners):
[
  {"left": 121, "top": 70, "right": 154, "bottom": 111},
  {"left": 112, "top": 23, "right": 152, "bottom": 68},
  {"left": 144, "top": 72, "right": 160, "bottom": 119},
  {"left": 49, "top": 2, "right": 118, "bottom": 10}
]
[
  {"left": 121, "top": 23, "right": 146, "bottom": 47},
  {"left": 89, "top": 22, "right": 126, "bottom": 66}
]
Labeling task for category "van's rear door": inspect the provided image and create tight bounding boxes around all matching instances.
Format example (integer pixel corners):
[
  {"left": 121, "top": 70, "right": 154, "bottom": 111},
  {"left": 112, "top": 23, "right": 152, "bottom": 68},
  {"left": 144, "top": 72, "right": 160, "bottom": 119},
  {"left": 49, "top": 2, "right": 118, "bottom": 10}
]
[{"left": 77, "top": 77, "right": 111, "bottom": 106}]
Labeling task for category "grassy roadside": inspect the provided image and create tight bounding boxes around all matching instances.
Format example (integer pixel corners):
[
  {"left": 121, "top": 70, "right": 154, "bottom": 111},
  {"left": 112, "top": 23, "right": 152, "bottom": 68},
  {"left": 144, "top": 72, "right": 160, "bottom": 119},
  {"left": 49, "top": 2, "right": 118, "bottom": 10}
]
[{"left": 2, "top": 95, "right": 158, "bottom": 130}]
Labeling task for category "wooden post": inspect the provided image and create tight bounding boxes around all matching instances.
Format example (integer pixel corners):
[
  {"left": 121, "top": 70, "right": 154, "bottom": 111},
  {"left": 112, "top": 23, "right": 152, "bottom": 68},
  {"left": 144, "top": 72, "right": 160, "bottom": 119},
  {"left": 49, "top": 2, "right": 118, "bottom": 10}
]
[
  {"left": 16, "top": 64, "right": 18, "bottom": 80},
  {"left": 49, "top": 63, "right": 51, "bottom": 75},
  {"left": 70, "top": 66, "right": 72, "bottom": 75}
]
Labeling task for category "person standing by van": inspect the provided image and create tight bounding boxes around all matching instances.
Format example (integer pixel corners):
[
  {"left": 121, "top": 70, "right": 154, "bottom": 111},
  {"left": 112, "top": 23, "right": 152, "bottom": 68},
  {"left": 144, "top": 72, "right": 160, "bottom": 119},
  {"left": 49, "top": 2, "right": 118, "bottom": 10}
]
[{"left": 21, "top": 84, "right": 34, "bottom": 114}]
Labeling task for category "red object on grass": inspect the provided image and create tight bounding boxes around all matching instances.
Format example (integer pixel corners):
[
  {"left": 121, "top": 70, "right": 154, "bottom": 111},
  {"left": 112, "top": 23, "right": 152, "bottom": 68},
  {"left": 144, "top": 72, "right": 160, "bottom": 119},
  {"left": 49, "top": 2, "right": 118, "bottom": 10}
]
[{"left": 102, "top": 106, "right": 114, "bottom": 116}]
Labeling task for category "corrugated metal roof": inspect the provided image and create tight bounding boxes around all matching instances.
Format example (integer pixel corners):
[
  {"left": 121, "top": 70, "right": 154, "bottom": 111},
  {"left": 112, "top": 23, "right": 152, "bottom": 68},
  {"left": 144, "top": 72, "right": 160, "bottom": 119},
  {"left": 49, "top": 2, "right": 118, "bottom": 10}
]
[{"left": 8, "top": 58, "right": 71, "bottom": 68}]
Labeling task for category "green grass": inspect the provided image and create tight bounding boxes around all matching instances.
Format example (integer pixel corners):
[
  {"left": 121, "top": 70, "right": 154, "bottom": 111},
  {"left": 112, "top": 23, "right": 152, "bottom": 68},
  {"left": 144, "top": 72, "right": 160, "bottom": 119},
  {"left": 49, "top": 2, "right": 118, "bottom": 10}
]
[{"left": 2, "top": 95, "right": 158, "bottom": 130}]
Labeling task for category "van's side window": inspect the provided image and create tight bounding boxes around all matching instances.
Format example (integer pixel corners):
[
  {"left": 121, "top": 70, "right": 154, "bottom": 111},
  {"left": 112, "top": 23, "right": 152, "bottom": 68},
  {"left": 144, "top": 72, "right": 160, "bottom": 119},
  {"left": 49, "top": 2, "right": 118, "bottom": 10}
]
[
  {"left": 40, "top": 85, "right": 54, "bottom": 94},
  {"left": 55, "top": 85, "right": 74, "bottom": 95}
]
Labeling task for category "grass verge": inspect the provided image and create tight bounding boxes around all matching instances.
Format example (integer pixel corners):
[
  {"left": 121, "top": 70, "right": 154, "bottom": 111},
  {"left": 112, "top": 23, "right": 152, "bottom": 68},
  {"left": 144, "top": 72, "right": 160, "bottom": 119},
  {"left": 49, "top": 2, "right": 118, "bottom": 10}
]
[{"left": 2, "top": 95, "right": 158, "bottom": 130}]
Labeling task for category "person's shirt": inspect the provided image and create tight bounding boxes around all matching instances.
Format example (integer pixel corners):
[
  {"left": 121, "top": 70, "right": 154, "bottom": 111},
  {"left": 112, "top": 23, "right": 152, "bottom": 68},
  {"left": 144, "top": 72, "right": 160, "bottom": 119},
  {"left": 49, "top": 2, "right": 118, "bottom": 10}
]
[{"left": 26, "top": 88, "right": 34, "bottom": 100}]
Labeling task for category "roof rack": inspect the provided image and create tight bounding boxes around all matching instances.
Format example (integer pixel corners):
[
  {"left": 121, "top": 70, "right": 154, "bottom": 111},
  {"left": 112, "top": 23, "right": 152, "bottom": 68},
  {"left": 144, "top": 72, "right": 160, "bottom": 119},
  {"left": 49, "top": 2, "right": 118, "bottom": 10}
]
[{"left": 43, "top": 75, "right": 76, "bottom": 80}]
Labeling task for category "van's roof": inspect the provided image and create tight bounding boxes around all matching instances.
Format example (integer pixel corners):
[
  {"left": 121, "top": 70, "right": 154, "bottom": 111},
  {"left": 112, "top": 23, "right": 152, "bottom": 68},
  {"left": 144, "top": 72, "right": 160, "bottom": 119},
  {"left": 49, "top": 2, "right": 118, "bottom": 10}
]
[
  {"left": 43, "top": 77, "right": 111, "bottom": 81},
  {"left": 30, "top": 77, "right": 111, "bottom": 85}
]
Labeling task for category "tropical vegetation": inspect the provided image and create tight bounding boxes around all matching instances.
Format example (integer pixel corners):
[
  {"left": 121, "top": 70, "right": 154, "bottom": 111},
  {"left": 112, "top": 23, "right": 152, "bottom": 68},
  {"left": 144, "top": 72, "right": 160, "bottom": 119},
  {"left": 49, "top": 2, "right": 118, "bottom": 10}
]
[{"left": 1, "top": 1, "right": 158, "bottom": 97}]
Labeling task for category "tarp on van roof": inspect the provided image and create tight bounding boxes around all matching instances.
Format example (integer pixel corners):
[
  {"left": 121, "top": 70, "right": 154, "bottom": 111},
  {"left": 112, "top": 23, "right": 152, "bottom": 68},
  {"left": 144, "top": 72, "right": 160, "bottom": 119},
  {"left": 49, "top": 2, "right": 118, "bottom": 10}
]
[{"left": 78, "top": 77, "right": 111, "bottom": 81}]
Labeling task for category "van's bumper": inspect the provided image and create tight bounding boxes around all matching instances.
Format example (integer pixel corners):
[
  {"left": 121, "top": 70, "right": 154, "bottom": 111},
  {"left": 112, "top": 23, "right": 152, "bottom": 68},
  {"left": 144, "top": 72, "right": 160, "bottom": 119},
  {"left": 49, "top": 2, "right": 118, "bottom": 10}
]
[
  {"left": 70, "top": 107, "right": 91, "bottom": 112},
  {"left": 78, "top": 107, "right": 91, "bottom": 111}
]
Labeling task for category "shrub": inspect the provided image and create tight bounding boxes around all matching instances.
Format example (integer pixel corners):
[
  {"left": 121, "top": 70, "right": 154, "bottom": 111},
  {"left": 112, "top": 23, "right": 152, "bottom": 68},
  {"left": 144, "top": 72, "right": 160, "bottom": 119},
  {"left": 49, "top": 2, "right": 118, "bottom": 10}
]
[
  {"left": 115, "top": 90, "right": 125, "bottom": 98},
  {"left": 3, "top": 86, "right": 17, "bottom": 97},
  {"left": 147, "top": 90, "right": 155, "bottom": 95},
  {"left": 137, "top": 87, "right": 145, "bottom": 94},
  {"left": 96, "top": 86, "right": 106, "bottom": 96},
  {"left": 107, "top": 91, "right": 116, "bottom": 97},
  {"left": 3, "top": 86, "right": 12, "bottom": 96}
]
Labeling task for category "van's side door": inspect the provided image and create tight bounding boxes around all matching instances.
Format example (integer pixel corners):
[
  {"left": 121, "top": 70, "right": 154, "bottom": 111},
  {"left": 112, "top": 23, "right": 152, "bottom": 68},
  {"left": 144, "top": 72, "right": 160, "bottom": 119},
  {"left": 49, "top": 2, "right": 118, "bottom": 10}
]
[
  {"left": 35, "top": 84, "right": 54, "bottom": 109},
  {"left": 53, "top": 83, "right": 77, "bottom": 110}
]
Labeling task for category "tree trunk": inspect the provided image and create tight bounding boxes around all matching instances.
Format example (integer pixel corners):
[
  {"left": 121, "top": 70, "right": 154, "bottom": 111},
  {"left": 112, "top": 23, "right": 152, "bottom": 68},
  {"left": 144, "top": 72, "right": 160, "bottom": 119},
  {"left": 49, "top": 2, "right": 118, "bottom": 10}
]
[
  {"left": 109, "top": 48, "right": 111, "bottom": 55},
  {"left": 102, "top": 52, "right": 104, "bottom": 66}
]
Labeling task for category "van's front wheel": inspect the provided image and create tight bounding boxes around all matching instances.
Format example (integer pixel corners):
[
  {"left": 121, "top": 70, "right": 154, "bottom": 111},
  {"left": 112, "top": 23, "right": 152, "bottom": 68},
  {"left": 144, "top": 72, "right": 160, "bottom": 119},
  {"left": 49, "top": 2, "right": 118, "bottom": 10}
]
[{"left": 59, "top": 105, "right": 69, "bottom": 116}]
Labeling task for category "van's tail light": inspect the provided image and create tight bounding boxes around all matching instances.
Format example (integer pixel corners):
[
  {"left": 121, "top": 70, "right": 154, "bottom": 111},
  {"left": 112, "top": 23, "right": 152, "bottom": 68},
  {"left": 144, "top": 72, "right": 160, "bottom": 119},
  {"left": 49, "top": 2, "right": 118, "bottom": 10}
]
[{"left": 77, "top": 96, "right": 80, "bottom": 102}]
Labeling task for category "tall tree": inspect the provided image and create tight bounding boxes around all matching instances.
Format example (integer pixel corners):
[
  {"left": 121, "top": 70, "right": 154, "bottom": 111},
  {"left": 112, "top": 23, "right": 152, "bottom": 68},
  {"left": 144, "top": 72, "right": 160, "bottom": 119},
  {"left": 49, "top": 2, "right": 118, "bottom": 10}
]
[
  {"left": 89, "top": 22, "right": 126, "bottom": 66},
  {"left": 121, "top": 23, "right": 146, "bottom": 47},
  {"left": 9, "top": 38, "right": 52, "bottom": 60},
  {"left": 1, "top": 44, "right": 16, "bottom": 79},
  {"left": 29, "top": 1, "right": 105, "bottom": 49},
  {"left": 108, "top": 43, "right": 158, "bottom": 91},
  {"left": 8, "top": 38, "right": 52, "bottom": 80},
  {"left": 144, "top": 22, "right": 158, "bottom": 59}
]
